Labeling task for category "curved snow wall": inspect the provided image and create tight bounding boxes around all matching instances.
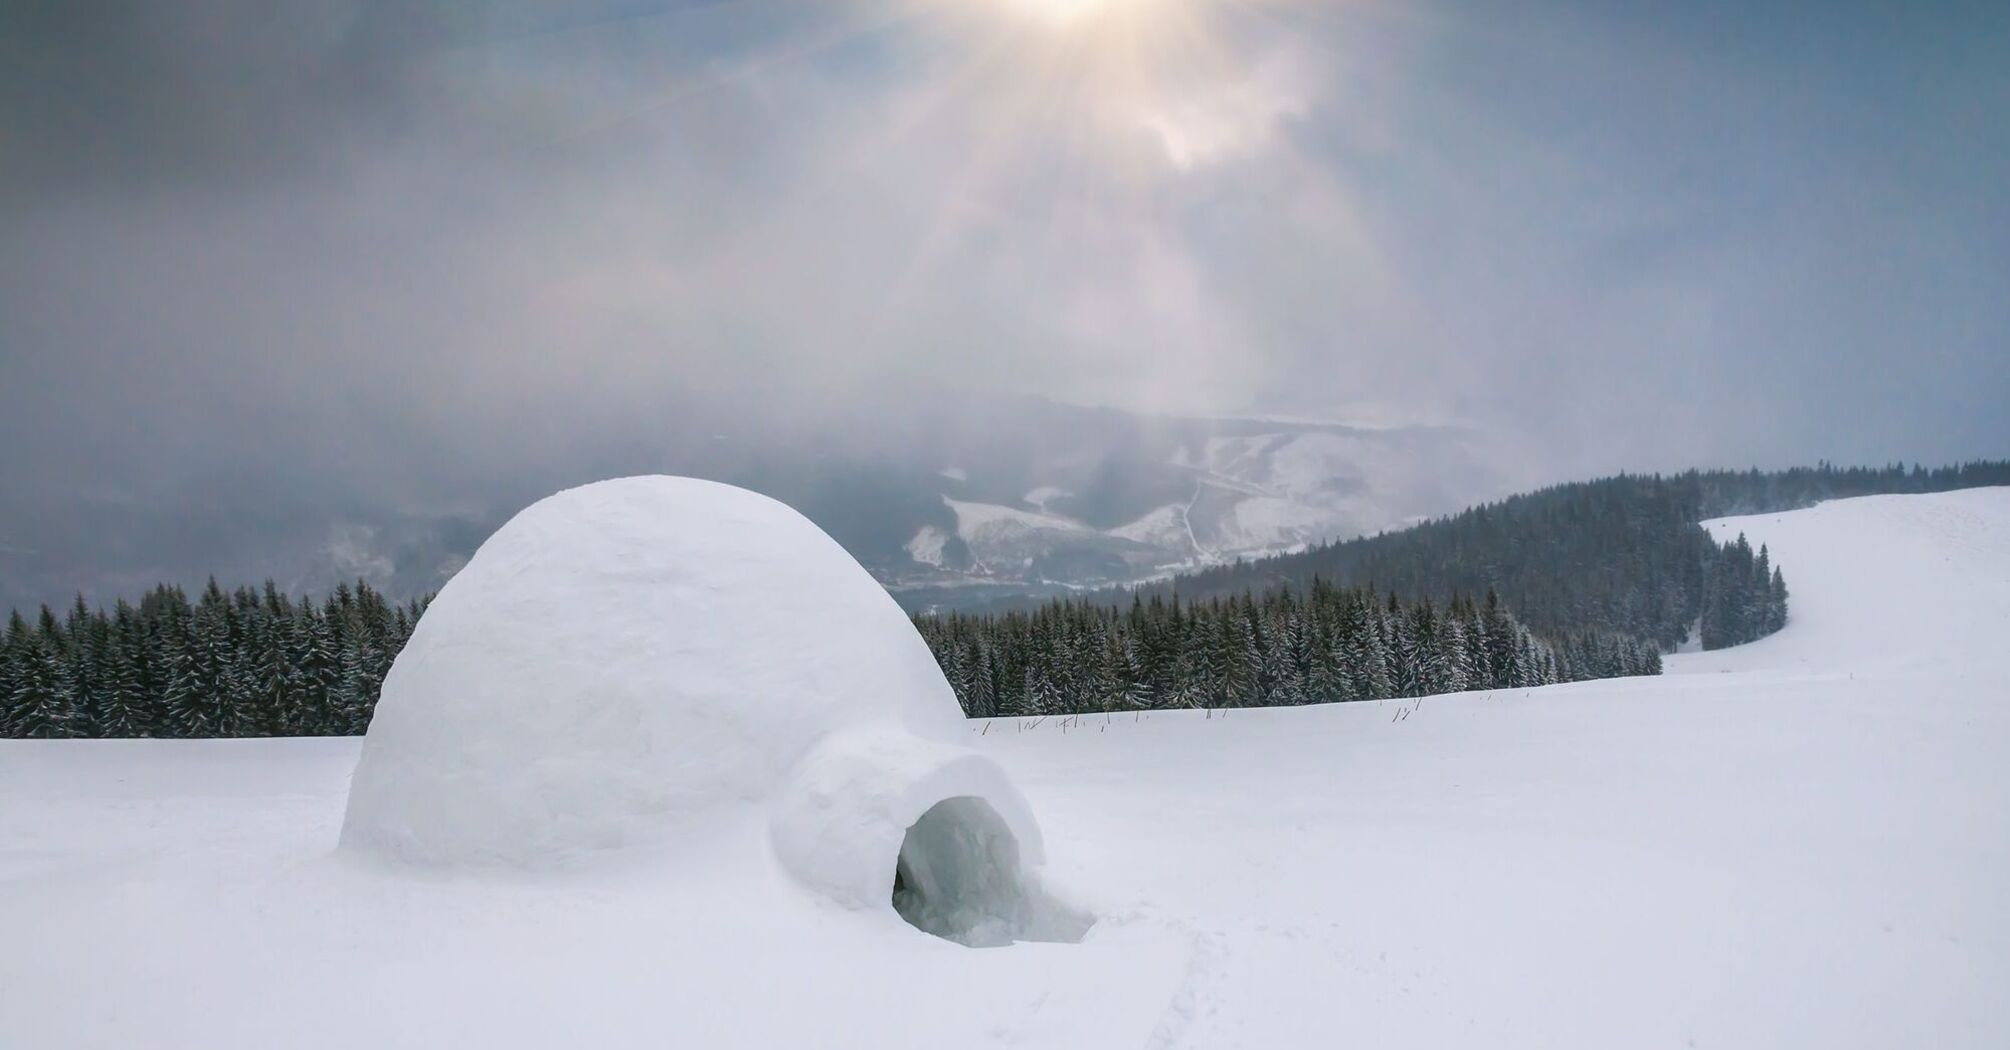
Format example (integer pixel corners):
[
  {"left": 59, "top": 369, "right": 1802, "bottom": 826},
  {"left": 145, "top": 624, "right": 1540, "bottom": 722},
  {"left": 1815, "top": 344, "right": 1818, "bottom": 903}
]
[
  {"left": 768, "top": 730, "right": 1090, "bottom": 947},
  {"left": 340, "top": 476, "right": 1091, "bottom": 947}
]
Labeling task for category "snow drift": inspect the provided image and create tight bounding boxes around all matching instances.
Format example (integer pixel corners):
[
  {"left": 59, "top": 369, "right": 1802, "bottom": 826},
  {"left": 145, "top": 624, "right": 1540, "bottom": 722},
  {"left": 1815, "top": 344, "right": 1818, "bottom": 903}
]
[{"left": 339, "top": 475, "right": 1085, "bottom": 943}]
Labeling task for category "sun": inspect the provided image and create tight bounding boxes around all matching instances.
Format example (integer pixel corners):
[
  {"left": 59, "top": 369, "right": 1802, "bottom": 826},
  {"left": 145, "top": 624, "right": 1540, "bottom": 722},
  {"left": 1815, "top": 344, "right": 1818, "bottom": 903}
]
[
  {"left": 942, "top": 0, "right": 1249, "bottom": 173},
  {"left": 1015, "top": 0, "right": 1107, "bottom": 21},
  {"left": 997, "top": 0, "right": 1152, "bottom": 30}
]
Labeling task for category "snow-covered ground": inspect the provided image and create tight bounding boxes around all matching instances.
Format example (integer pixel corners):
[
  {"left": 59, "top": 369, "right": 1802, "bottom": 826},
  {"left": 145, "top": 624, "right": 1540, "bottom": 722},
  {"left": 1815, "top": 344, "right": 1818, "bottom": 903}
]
[{"left": 4, "top": 489, "right": 2007, "bottom": 1048}]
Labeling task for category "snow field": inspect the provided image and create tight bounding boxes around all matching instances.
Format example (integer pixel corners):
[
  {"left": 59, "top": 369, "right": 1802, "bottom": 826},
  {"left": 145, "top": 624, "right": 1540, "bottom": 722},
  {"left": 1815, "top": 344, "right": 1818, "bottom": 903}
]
[{"left": 3, "top": 487, "right": 2007, "bottom": 1048}]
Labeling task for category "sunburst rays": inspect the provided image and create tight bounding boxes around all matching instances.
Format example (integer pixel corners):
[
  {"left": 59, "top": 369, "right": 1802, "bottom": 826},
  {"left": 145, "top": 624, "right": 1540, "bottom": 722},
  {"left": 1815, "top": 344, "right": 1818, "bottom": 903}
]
[{"left": 461, "top": 0, "right": 1335, "bottom": 389}]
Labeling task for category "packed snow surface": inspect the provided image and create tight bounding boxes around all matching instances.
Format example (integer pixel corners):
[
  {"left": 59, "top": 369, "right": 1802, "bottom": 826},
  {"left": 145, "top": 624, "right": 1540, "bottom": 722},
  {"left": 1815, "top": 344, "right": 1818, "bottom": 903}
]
[
  {"left": 6, "top": 488, "right": 2010, "bottom": 1047},
  {"left": 340, "top": 475, "right": 958, "bottom": 862},
  {"left": 339, "top": 476, "right": 1072, "bottom": 932}
]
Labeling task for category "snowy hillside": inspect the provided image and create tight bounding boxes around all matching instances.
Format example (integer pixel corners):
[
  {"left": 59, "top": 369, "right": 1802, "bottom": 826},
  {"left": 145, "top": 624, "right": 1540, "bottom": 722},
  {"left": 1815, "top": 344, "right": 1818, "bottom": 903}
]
[{"left": 4, "top": 488, "right": 2007, "bottom": 1048}]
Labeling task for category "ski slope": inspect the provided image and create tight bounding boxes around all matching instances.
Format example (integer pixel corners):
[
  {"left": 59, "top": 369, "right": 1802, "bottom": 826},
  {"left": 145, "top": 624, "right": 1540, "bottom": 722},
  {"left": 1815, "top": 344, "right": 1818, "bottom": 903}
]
[{"left": 4, "top": 488, "right": 2007, "bottom": 1048}]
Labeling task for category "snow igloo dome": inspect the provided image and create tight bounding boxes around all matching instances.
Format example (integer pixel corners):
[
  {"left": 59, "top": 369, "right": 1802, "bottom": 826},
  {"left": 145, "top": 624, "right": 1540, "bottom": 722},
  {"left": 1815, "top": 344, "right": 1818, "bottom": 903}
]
[{"left": 341, "top": 476, "right": 1086, "bottom": 945}]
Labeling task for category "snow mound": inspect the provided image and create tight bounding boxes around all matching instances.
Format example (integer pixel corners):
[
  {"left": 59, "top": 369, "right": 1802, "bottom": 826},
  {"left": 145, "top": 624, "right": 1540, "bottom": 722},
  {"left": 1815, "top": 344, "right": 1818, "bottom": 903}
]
[{"left": 340, "top": 476, "right": 1085, "bottom": 941}]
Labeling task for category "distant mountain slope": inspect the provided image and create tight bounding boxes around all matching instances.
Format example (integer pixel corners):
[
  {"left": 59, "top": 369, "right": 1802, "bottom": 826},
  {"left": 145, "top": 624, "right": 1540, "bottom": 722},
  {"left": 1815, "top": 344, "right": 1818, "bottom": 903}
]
[{"left": 873, "top": 413, "right": 1501, "bottom": 609}]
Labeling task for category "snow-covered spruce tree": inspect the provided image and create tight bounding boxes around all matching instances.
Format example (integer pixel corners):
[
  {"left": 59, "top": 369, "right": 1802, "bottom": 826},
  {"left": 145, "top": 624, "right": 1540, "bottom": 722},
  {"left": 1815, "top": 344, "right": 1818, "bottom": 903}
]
[
  {"left": 0, "top": 612, "right": 28, "bottom": 731},
  {"left": 1404, "top": 602, "right": 1441, "bottom": 696},
  {"left": 933, "top": 625, "right": 967, "bottom": 710},
  {"left": 1007, "top": 664, "right": 1042, "bottom": 718},
  {"left": 216, "top": 633, "right": 261, "bottom": 738},
  {"left": 1481, "top": 589, "right": 1521, "bottom": 689},
  {"left": 1102, "top": 622, "right": 1134, "bottom": 710},
  {"left": 1120, "top": 633, "right": 1152, "bottom": 711},
  {"left": 294, "top": 606, "right": 342, "bottom": 735},
  {"left": 63, "top": 596, "right": 105, "bottom": 736},
  {"left": 947, "top": 634, "right": 979, "bottom": 718},
  {"left": 5, "top": 608, "right": 81, "bottom": 738},
  {"left": 159, "top": 624, "right": 207, "bottom": 738},
  {"left": 1161, "top": 645, "right": 1200, "bottom": 710},
  {"left": 972, "top": 640, "right": 1001, "bottom": 718},
  {"left": 96, "top": 602, "right": 151, "bottom": 737},
  {"left": 1750, "top": 545, "right": 1774, "bottom": 640},
  {"left": 245, "top": 607, "right": 298, "bottom": 736},
  {"left": 1309, "top": 631, "right": 1352, "bottom": 704},
  {"left": 1201, "top": 602, "right": 1234, "bottom": 708},
  {"left": 336, "top": 630, "right": 380, "bottom": 735},
  {"left": 1349, "top": 596, "right": 1393, "bottom": 700},
  {"left": 1448, "top": 604, "right": 1477, "bottom": 692},
  {"left": 1272, "top": 596, "right": 1315, "bottom": 706},
  {"left": 1386, "top": 598, "right": 1423, "bottom": 698},
  {"left": 174, "top": 581, "right": 236, "bottom": 736}
]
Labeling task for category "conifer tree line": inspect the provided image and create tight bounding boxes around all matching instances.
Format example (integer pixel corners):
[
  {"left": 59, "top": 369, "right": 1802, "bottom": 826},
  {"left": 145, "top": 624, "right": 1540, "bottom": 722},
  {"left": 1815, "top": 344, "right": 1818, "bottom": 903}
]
[
  {"left": 1122, "top": 474, "right": 1769, "bottom": 651},
  {"left": 1688, "top": 461, "right": 2010, "bottom": 518},
  {"left": 0, "top": 573, "right": 1660, "bottom": 737},
  {"left": 2, "top": 579, "right": 421, "bottom": 739},
  {"left": 1121, "top": 463, "right": 2003, "bottom": 651},
  {"left": 914, "top": 583, "right": 1662, "bottom": 719},
  {"left": 1699, "top": 533, "right": 1788, "bottom": 649}
]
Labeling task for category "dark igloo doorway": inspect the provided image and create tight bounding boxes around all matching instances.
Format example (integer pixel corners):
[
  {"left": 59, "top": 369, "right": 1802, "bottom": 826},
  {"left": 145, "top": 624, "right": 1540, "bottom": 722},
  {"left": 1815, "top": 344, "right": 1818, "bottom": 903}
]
[{"left": 891, "top": 797, "right": 1092, "bottom": 948}]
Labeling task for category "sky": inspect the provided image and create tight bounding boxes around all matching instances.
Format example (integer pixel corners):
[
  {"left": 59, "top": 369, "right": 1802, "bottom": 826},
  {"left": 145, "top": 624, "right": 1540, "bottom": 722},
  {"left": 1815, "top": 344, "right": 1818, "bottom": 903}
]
[{"left": 2, "top": 0, "right": 2007, "bottom": 608}]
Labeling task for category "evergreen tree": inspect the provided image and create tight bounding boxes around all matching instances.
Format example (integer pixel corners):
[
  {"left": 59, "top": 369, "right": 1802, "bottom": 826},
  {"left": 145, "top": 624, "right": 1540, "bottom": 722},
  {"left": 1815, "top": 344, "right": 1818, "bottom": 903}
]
[
  {"left": 97, "top": 602, "right": 151, "bottom": 737},
  {"left": 7, "top": 608, "right": 81, "bottom": 738}
]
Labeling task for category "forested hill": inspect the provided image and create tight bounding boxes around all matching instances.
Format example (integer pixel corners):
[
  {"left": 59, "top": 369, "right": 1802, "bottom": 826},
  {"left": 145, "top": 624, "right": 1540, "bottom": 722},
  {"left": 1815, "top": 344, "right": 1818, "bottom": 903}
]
[
  {"left": 1124, "top": 462, "right": 2010, "bottom": 651},
  {"left": 1685, "top": 462, "right": 2010, "bottom": 517}
]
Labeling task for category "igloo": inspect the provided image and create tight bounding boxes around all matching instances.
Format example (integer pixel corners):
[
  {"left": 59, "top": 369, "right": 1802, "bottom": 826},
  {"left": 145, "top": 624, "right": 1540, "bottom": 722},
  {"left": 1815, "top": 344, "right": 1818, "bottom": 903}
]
[{"left": 339, "top": 476, "right": 1087, "bottom": 946}]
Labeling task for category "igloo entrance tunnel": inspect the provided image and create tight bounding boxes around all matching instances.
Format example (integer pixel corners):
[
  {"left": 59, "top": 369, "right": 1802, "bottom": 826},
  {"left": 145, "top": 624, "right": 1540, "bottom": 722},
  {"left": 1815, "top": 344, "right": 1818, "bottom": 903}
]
[
  {"left": 892, "top": 797, "right": 1090, "bottom": 947},
  {"left": 339, "top": 476, "right": 1088, "bottom": 946}
]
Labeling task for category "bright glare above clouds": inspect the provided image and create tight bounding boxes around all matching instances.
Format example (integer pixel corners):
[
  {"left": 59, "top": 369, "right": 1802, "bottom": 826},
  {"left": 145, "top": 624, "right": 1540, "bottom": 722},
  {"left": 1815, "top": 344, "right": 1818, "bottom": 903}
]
[
  {"left": 948, "top": 0, "right": 1309, "bottom": 171},
  {"left": 995, "top": 0, "right": 1153, "bottom": 29}
]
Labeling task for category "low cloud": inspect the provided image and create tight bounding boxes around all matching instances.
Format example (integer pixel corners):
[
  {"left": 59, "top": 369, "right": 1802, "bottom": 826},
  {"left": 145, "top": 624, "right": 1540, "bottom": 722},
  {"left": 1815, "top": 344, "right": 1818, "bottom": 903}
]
[{"left": 1, "top": 0, "right": 2005, "bottom": 609}]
